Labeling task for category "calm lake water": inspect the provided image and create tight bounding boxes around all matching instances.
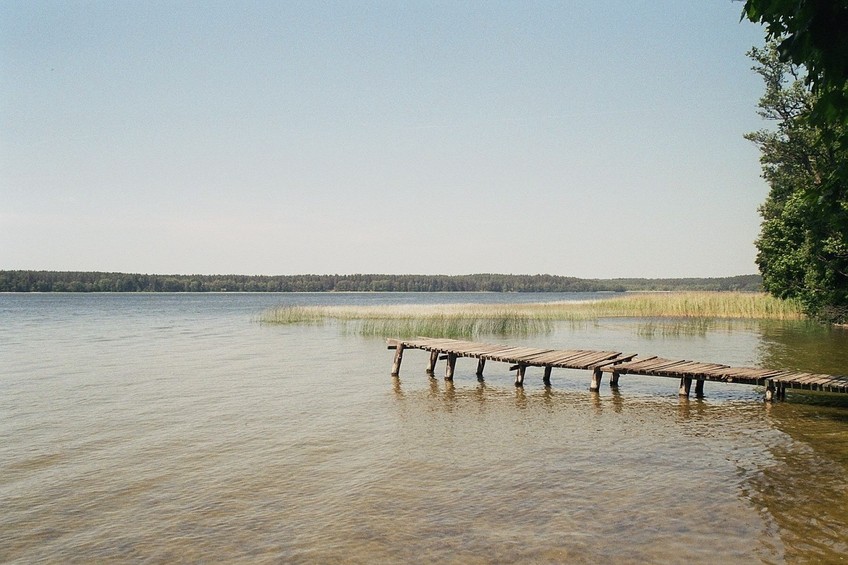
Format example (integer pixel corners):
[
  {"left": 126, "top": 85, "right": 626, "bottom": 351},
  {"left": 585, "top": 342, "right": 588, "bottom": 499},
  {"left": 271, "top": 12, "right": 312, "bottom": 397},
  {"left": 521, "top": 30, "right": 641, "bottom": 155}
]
[{"left": 2, "top": 293, "right": 847, "bottom": 564}]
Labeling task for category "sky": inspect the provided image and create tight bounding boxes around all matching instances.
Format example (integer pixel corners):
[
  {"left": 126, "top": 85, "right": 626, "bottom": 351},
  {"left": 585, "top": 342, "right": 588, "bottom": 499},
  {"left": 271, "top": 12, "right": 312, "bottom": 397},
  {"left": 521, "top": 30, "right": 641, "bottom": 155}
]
[{"left": 1, "top": 1, "right": 772, "bottom": 278}]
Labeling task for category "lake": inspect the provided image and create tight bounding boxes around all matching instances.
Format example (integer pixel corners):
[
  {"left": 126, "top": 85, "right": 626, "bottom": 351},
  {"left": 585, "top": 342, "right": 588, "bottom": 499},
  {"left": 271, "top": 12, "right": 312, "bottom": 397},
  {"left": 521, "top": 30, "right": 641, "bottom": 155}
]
[{"left": 2, "top": 293, "right": 847, "bottom": 563}]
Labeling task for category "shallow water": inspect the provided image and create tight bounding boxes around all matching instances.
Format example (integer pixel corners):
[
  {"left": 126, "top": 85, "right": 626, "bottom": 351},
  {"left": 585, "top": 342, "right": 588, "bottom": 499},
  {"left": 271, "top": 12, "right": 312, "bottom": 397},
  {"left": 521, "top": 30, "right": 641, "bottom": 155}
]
[{"left": 1, "top": 293, "right": 847, "bottom": 563}]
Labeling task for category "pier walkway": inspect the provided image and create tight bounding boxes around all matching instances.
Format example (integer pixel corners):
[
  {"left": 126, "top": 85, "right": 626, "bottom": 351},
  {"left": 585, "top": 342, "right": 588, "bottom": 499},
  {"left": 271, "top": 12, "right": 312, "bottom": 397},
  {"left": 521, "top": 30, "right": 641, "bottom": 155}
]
[{"left": 387, "top": 337, "right": 848, "bottom": 401}]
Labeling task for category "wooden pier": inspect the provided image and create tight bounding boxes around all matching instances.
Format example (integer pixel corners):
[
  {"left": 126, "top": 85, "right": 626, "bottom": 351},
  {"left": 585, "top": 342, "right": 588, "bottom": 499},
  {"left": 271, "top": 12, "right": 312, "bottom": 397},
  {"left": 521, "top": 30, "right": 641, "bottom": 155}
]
[{"left": 387, "top": 337, "right": 848, "bottom": 401}]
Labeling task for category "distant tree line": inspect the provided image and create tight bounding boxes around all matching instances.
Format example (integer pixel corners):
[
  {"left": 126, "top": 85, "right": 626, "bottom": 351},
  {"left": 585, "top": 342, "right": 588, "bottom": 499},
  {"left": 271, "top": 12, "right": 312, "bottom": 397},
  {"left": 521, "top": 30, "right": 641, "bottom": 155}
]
[
  {"left": 599, "top": 276, "right": 763, "bottom": 292},
  {"left": 0, "top": 271, "right": 763, "bottom": 293}
]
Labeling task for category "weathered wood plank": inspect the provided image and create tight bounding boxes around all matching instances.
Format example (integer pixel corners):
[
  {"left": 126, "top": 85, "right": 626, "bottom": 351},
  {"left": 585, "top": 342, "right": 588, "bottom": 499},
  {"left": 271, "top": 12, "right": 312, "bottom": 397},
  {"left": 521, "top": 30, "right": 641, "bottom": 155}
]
[
  {"left": 555, "top": 351, "right": 620, "bottom": 368},
  {"left": 628, "top": 359, "right": 686, "bottom": 373},
  {"left": 545, "top": 350, "right": 594, "bottom": 363},
  {"left": 574, "top": 351, "right": 624, "bottom": 368},
  {"left": 596, "top": 353, "right": 638, "bottom": 370},
  {"left": 614, "top": 356, "right": 661, "bottom": 371},
  {"left": 426, "top": 350, "right": 439, "bottom": 374}
]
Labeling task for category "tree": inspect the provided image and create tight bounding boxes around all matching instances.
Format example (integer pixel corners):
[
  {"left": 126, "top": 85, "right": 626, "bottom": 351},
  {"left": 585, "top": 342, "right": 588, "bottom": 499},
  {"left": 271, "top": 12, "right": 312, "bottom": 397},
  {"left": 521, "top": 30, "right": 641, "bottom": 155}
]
[
  {"left": 743, "top": 0, "right": 848, "bottom": 124},
  {"left": 742, "top": 0, "right": 848, "bottom": 217},
  {"left": 746, "top": 44, "right": 848, "bottom": 323}
]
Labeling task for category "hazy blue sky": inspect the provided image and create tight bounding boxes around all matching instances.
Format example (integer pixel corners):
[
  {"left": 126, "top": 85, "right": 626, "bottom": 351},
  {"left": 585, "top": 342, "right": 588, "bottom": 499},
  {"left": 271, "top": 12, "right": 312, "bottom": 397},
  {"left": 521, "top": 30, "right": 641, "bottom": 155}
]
[{"left": 2, "top": 1, "right": 770, "bottom": 278}]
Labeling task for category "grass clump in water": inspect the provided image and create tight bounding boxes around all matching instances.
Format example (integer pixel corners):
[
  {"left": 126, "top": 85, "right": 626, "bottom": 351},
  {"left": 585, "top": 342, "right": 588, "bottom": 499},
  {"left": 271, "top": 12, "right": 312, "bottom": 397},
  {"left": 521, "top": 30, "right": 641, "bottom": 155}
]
[
  {"left": 258, "top": 305, "right": 325, "bottom": 325},
  {"left": 356, "top": 311, "right": 552, "bottom": 339}
]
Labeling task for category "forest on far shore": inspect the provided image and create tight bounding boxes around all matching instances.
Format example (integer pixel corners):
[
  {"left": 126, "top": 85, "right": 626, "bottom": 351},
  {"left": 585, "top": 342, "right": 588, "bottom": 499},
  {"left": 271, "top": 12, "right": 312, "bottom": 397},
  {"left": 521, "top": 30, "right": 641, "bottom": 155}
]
[{"left": 0, "top": 271, "right": 762, "bottom": 293}]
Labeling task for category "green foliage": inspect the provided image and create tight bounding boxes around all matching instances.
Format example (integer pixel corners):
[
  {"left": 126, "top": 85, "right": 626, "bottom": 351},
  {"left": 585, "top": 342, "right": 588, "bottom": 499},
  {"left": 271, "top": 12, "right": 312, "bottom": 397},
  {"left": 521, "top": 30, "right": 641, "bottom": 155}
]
[
  {"left": 746, "top": 45, "right": 848, "bottom": 323},
  {"left": 742, "top": 0, "right": 848, "bottom": 127}
]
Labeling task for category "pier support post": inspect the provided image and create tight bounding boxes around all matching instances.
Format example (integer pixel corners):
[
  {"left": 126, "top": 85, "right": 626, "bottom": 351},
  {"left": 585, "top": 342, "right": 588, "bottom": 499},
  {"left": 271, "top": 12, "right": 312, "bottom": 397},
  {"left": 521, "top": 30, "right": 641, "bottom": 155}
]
[
  {"left": 426, "top": 350, "right": 439, "bottom": 375},
  {"left": 514, "top": 364, "right": 526, "bottom": 387},
  {"left": 391, "top": 344, "right": 405, "bottom": 377},
  {"left": 679, "top": 377, "right": 692, "bottom": 397},
  {"left": 476, "top": 358, "right": 486, "bottom": 380},
  {"left": 609, "top": 371, "right": 620, "bottom": 388},
  {"left": 543, "top": 366, "right": 552, "bottom": 387},
  {"left": 445, "top": 353, "right": 457, "bottom": 381},
  {"left": 765, "top": 380, "right": 776, "bottom": 402},
  {"left": 589, "top": 367, "right": 603, "bottom": 392},
  {"left": 695, "top": 378, "right": 705, "bottom": 398}
]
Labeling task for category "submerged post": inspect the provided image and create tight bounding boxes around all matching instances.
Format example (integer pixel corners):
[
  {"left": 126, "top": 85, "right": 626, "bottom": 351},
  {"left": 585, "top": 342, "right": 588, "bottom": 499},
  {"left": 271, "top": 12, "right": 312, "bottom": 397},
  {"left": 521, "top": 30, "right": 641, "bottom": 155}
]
[
  {"left": 589, "top": 367, "right": 603, "bottom": 392},
  {"left": 514, "top": 364, "right": 526, "bottom": 387},
  {"left": 426, "top": 350, "right": 439, "bottom": 375},
  {"left": 695, "top": 378, "right": 705, "bottom": 398},
  {"left": 609, "top": 371, "right": 620, "bottom": 388},
  {"left": 391, "top": 343, "right": 405, "bottom": 377},
  {"left": 543, "top": 366, "right": 552, "bottom": 386},
  {"left": 679, "top": 377, "right": 692, "bottom": 397},
  {"left": 445, "top": 353, "right": 457, "bottom": 381},
  {"left": 765, "top": 380, "right": 776, "bottom": 402},
  {"left": 476, "top": 358, "right": 486, "bottom": 380}
]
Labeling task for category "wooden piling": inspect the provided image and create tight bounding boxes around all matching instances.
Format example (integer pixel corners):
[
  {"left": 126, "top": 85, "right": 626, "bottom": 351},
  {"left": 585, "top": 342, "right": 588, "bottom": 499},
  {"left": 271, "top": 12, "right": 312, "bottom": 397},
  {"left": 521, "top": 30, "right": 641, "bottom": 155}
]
[
  {"left": 695, "top": 378, "right": 705, "bottom": 398},
  {"left": 609, "top": 371, "right": 620, "bottom": 387},
  {"left": 476, "top": 358, "right": 486, "bottom": 379},
  {"left": 445, "top": 353, "right": 457, "bottom": 381},
  {"left": 589, "top": 367, "right": 603, "bottom": 392},
  {"left": 679, "top": 377, "right": 692, "bottom": 397},
  {"left": 543, "top": 366, "right": 552, "bottom": 386},
  {"left": 426, "top": 350, "right": 439, "bottom": 375},
  {"left": 514, "top": 364, "right": 526, "bottom": 387},
  {"left": 391, "top": 343, "right": 405, "bottom": 377}
]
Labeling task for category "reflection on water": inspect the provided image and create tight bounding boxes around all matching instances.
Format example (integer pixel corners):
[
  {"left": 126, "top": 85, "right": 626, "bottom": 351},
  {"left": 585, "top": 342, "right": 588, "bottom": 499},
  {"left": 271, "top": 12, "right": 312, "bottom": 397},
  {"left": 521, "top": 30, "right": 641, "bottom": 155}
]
[
  {"left": 757, "top": 321, "right": 848, "bottom": 375},
  {"left": 391, "top": 378, "right": 848, "bottom": 563},
  {"left": 1, "top": 294, "right": 847, "bottom": 563},
  {"left": 388, "top": 380, "right": 780, "bottom": 562},
  {"left": 636, "top": 318, "right": 717, "bottom": 338},
  {"left": 748, "top": 402, "right": 848, "bottom": 562}
]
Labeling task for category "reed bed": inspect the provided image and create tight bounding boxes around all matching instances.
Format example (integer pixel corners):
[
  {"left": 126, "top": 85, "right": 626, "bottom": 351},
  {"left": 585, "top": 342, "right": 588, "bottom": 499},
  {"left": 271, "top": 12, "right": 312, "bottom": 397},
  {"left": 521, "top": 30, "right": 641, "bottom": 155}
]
[
  {"left": 258, "top": 292, "right": 804, "bottom": 338},
  {"left": 356, "top": 311, "right": 552, "bottom": 339},
  {"left": 564, "top": 292, "right": 804, "bottom": 320}
]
